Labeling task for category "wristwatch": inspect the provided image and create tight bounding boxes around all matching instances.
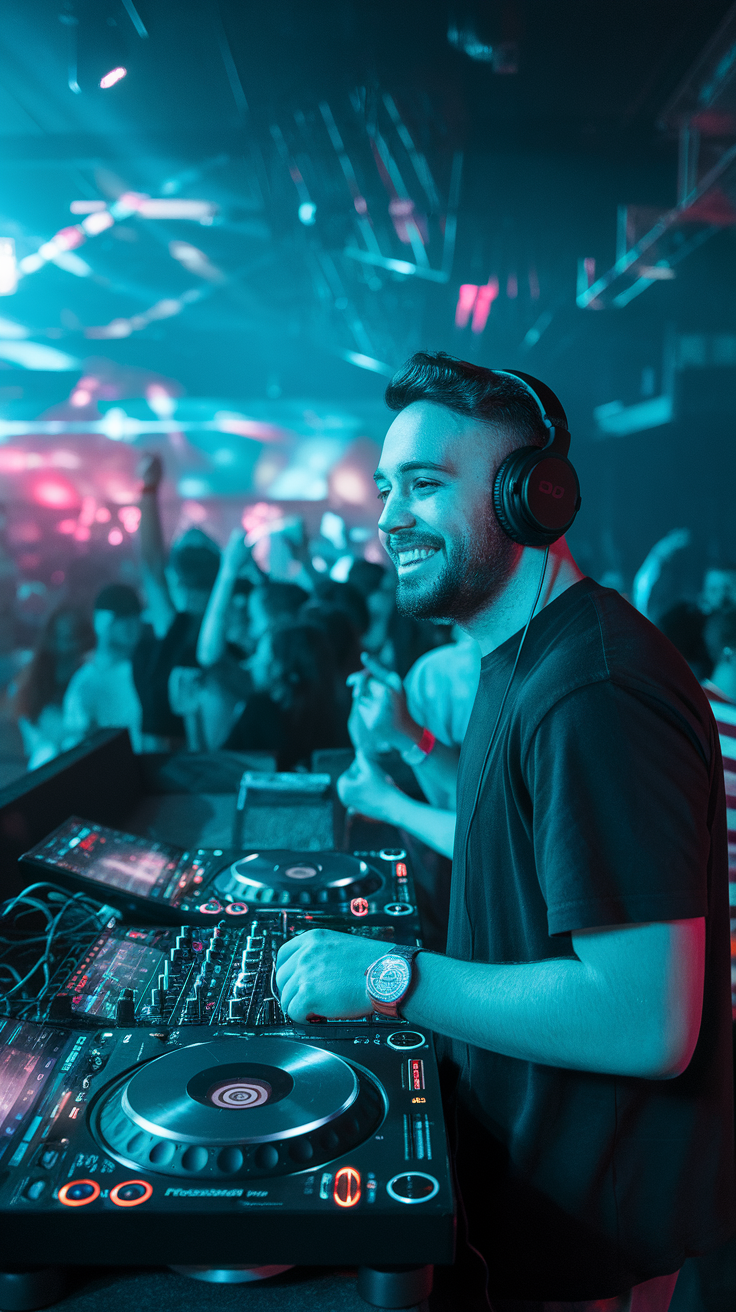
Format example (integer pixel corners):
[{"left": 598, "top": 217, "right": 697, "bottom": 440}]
[{"left": 365, "top": 945, "right": 421, "bottom": 1019}]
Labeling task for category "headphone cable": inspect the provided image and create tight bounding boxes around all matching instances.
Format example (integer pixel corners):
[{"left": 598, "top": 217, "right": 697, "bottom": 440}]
[{"left": 461, "top": 546, "right": 550, "bottom": 954}]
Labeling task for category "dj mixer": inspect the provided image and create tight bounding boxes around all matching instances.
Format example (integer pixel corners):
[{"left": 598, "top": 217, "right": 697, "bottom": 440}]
[
  {"left": 21, "top": 817, "right": 420, "bottom": 935},
  {"left": 1, "top": 834, "right": 455, "bottom": 1279}
]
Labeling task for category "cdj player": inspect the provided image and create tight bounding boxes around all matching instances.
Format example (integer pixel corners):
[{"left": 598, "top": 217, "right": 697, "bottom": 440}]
[
  {"left": 0, "top": 907, "right": 455, "bottom": 1271},
  {"left": 21, "top": 817, "right": 419, "bottom": 933}
]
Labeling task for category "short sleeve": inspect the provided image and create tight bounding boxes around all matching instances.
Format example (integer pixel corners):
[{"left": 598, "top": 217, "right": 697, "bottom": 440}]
[{"left": 528, "top": 679, "right": 714, "bottom": 936}]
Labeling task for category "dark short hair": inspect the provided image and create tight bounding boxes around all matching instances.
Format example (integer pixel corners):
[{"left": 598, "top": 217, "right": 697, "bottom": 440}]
[
  {"left": 255, "top": 580, "right": 309, "bottom": 622},
  {"left": 171, "top": 545, "right": 221, "bottom": 591},
  {"left": 94, "top": 583, "right": 141, "bottom": 617},
  {"left": 348, "top": 558, "right": 386, "bottom": 598},
  {"left": 385, "top": 351, "right": 548, "bottom": 448},
  {"left": 704, "top": 607, "right": 736, "bottom": 663},
  {"left": 313, "top": 580, "right": 369, "bottom": 635},
  {"left": 658, "top": 602, "right": 712, "bottom": 680}
]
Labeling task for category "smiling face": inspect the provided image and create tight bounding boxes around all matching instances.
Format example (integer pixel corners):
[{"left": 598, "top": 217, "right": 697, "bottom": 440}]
[{"left": 374, "top": 401, "right": 520, "bottom": 624}]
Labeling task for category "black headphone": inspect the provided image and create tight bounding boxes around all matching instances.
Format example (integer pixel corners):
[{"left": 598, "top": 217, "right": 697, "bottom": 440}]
[{"left": 491, "top": 370, "right": 581, "bottom": 547}]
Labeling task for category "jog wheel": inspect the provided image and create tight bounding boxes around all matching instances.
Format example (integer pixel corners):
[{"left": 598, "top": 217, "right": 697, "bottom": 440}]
[
  {"left": 214, "top": 851, "right": 383, "bottom": 906},
  {"left": 91, "top": 1037, "right": 385, "bottom": 1180}
]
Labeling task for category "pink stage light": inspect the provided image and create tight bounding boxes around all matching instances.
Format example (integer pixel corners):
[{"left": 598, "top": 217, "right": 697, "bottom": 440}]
[
  {"left": 455, "top": 284, "right": 478, "bottom": 328},
  {"left": 34, "top": 480, "right": 77, "bottom": 509},
  {"left": 79, "top": 496, "right": 97, "bottom": 528},
  {"left": 95, "top": 507, "right": 111, "bottom": 523},
  {"left": 0, "top": 448, "right": 26, "bottom": 473},
  {"left": 471, "top": 277, "right": 499, "bottom": 334},
  {"left": 507, "top": 273, "right": 518, "bottom": 299},
  {"left": 331, "top": 468, "right": 367, "bottom": 505},
  {"left": 50, "top": 570, "right": 65, "bottom": 586},
  {"left": 100, "top": 67, "right": 127, "bottom": 89},
  {"left": 118, "top": 506, "right": 141, "bottom": 533},
  {"left": 107, "top": 528, "right": 124, "bottom": 545},
  {"left": 74, "top": 525, "right": 90, "bottom": 542},
  {"left": 56, "top": 519, "right": 77, "bottom": 535},
  {"left": 70, "top": 389, "right": 92, "bottom": 407}
]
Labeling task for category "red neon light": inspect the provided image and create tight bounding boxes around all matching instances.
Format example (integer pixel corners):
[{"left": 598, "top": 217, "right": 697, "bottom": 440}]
[
  {"left": 350, "top": 897, "right": 369, "bottom": 917},
  {"left": 471, "top": 277, "right": 499, "bottom": 334},
  {"left": 333, "top": 1167, "right": 361, "bottom": 1208},
  {"left": 455, "top": 283, "right": 478, "bottom": 328}
]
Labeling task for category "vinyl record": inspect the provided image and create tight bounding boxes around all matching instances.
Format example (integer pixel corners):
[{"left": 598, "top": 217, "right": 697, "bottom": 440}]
[
  {"left": 214, "top": 851, "right": 383, "bottom": 905},
  {"left": 119, "top": 1038, "right": 358, "bottom": 1145}
]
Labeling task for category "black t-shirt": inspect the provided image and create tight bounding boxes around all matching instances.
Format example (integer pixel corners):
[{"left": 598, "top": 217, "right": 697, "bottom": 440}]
[
  {"left": 132, "top": 612, "right": 201, "bottom": 738},
  {"left": 444, "top": 578, "right": 734, "bottom": 1300}
]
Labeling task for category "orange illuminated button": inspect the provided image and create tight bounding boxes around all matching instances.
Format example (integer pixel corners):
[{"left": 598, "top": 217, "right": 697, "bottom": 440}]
[
  {"left": 396, "top": 862, "right": 408, "bottom": 880},
  {"left": 110, "top": 1179, "right": 153, "bottom": 1208},
  {"left": 333, "top": 1166, "right": 361, "bottom": 1208},
  {"left": 58, "top": 1178, "right": 100, "bottom": 1207},
  {"left": 350, "top": 897, "right": 369, "bottom": 917}
]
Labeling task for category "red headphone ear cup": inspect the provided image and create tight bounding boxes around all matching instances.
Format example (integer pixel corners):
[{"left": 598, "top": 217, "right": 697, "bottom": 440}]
[{"left": 493, "top": 448, "right": 580, "bottom": 546}]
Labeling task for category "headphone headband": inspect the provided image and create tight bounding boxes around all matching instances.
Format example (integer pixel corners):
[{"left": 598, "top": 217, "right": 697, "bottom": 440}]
[{"left": 492, "top": 369, "right": 571, "bottom": 457}]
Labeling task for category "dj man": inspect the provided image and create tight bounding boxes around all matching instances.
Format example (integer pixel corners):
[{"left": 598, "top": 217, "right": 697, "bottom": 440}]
[{"left": 276, "top": 354, "right": 734, "bottom": 1311}]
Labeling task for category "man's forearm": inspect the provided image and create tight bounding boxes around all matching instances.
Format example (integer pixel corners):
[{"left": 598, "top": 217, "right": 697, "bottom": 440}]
[
  {"left": 403, "top": 947, "right": 682, "bottom": 1079},
  {"left": 378, "top": 790, "right": 455, "bottom": 858},
  {"left": 409, "top": 739, "right": 460, "bottom": 809},
  {"left": 139, "top": 487, "right": 167, "bottom": 577},
  {"left": 197, "top": 566, "right": 237, "bottom": 667}
]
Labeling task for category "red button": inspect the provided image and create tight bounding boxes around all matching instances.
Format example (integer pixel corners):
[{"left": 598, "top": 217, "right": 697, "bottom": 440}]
[
  {"left": 396, "top": 862, "right": 408, "bottom": 880},
  {"left": 333, "top": 1167, "right": 361, "bottom": 1208},
  {"left": 58, "top": 1179, "right": 100, "bottom": 1207},
  {"left": 350, "top": 897, "right": 369, "bottom": 917}
]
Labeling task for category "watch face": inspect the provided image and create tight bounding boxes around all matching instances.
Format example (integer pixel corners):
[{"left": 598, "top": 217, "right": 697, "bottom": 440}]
[{"left": 368, "top": 955, "right": 411, "bottom": 1004}]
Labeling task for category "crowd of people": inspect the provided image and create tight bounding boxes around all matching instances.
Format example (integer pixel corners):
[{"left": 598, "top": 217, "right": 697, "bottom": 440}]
[{"left": 4, "top": 453, "right": 452, "bottom": 775}]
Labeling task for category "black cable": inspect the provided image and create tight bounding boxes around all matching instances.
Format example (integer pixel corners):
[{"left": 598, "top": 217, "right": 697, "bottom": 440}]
[{"left": 461, "top": 547, "right": 550, "bottom": 955}]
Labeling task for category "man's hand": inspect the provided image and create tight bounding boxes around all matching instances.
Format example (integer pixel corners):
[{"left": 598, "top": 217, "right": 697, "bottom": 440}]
[
  {"left": 137, "top": 453, "right": 163, "bottom": 492},
  {"left": 275, "top": 928, "right": 387, "bottom": 1022},
  {"left": 336, "top": 751, "right": 404, "bottom": 823},
  {"left": 347, "top": 654, "right": 420, "bottom": 755},
  {"left": 221, "top": 527, "right": 253, "bottom": 577}
]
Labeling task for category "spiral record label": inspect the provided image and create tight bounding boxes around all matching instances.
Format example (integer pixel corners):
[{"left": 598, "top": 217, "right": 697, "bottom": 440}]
[
  {"left": 208, "top": 1077, "right": 271, "bottom": 1109},
  {"left": 117, "top": 1038, "right": 359, "bottom": 1145}
]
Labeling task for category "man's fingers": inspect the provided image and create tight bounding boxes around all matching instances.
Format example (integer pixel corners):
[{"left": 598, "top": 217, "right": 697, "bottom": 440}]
[{"left": 360, "top": 653, "right": 402, "bottom": 690}]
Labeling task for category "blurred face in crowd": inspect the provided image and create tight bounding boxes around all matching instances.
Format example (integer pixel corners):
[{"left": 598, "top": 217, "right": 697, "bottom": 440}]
[
  {"left": 94, "top": 609, "right": 142, "bottom": 657},
  {"left": 247, "top": 630, "right": 273, "bottom": 692},
  {"left": 374, "top": 401, "right": 518, "bottom": 624},
  {"left": 165, "top": 567, "right": 212, "bottom": 617},
  {"left": 51, "top": 613, "right": 85, "bottom": 658},
  {"left": 700, "top": 568, "right": 736, "bottom": 614}
]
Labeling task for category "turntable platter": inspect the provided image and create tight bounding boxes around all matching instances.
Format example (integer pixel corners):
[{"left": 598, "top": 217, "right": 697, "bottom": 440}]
[
  {"left": 214, "top": 851, "right": 383, "bottom": 906},
  {"left": 93, "top": 1037, "right": 386, "bottom": 1180},
  {"left": 119, "top": 1039, "right": 357, "bottom": 1145}
]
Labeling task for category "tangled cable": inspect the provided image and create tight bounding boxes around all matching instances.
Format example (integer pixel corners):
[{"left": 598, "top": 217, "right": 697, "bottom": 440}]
[{"left": 0, "top": 882, "right": 117, "bottom": 1020}]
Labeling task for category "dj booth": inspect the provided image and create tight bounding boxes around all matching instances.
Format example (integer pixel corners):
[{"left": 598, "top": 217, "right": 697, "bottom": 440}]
[{"left": 0, "top": 733, "right": 455, "bottom": 1312}]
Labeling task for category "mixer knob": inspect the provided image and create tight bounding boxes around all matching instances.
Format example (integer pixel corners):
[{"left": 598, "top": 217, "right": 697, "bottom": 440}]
[{"left": 116, "top": 988, "right": 135, "bottom": 1025}]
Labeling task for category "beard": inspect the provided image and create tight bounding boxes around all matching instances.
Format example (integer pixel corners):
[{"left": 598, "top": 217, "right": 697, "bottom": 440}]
[{"left": 390, "top": 512, "right": 516, "bottom": 625}]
